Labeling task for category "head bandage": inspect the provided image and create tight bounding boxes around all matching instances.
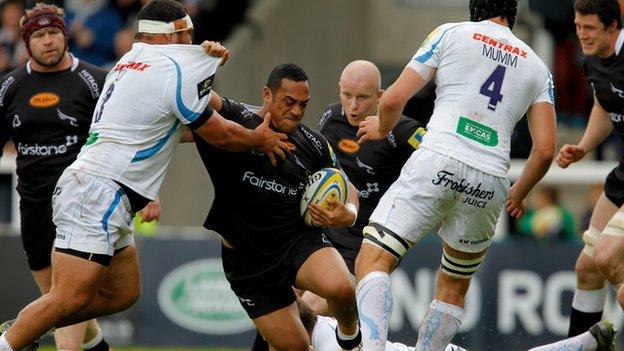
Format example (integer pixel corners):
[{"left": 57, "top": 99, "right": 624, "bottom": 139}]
[{"left": 137, "top": 14, "right": 193, "bottom": 34}]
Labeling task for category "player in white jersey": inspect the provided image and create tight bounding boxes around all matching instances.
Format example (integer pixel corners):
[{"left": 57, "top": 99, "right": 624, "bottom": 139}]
[
  {"left": 0, "top": 1, "right": 289, "bottom": 350},
  {"left": 287, "top": 300, "right": 615, "bottom": 351},
  {"left": 354, "top": 1, "right": 556, "bottom": 350}
]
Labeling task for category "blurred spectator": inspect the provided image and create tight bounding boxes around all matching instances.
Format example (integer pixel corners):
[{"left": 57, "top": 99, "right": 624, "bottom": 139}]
[
  {"left": 517, "top": 186, "right": 578, "bottom": 242},
  {"left": 65, "top": 0, "right": 124, "bottom": 67},
  {"left": 581, "top": 183, "right": 605, "bottom": 231},
  {"left": 192, "top": 0, "right": 250, "bottom": 42},
  {"left": 0, "top": 0, "right": 27, "bottom": 74}
]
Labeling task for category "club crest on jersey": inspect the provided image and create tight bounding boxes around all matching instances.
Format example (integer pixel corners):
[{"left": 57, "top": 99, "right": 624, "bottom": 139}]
[
  {"left": 12, "top": 114, "right": 20, "bottom": 128},
  {"left": 338, "top": 139, "right": 359, "bottom": 153},
  {"left": 610, "top": 83, "right": 624, "bottom": 99},
  {"left": 197, "top": 74, "right": 214, "bottom": 99},
  {"left": 29, "top": 92, "right": 60, "bottom": 108}
]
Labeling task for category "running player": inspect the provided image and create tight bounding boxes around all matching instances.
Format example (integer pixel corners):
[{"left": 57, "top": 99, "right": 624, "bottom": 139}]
[
  {"left": 0, "top": 1, "right": 289, "bottom": 350},
  {"left": 355, "top": 0, "right": 556, "bottom": 350},
  {"left": 557, "top": 0, "right": 624, "bottom": 337},
  {"left": 194, "top": 63, "right": 362, "bottom": 351},
  {"left": 0, "top": 4, "right": 116, "bottom": 350}
]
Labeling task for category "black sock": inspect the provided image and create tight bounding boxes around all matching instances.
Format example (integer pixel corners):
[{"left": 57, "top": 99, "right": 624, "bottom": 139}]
[
  {"left": 335, "top": 327, "right": 361, "bottom": 350},
  {"left": 251, "top": 330, "right": 268, "bottom": 351},
  {"left": 84, "top": 338, "right": 111, "bottom": 351},
  {"left": 568, "top": 308, "right": 603, "bottom": 337}
]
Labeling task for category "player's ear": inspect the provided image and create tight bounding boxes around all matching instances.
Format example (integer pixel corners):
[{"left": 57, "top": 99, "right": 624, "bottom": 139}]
[
  {"left": 377, "top": 89, "right": 384, "bottom": 98},
  {"left": 262, "top": 86, "right": 273, "bottom": 103}
]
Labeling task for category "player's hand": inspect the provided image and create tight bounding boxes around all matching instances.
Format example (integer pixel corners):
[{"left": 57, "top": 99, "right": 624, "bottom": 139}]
[
  {"left": 138, "top": 198, "right": 161, "bottom": 223},
  {"left": 201, "top": 41, "right": 229, "bottom": 66},
  {"left": 357, "top": 116, "right": 385, "bottom": 144},
  {"left": 505, "top": 188, "right": 527, "bottom": 219},
  {"left": 308, "top": 199, "right": 355, "bottom": 228},
  {"left": 556, "top": 144, "right": 586, "bottom": 169},
  {"left": 253, "top": 112, "right": 290, "bottom": 166}
]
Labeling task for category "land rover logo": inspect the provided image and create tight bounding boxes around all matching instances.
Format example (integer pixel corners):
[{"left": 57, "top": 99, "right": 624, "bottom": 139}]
[{"left": 157, "top": 258, "right": 252, "bottom": 334}]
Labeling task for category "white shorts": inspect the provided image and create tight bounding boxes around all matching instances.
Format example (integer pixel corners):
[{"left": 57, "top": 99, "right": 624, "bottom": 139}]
[
  {"left": 52, "top": 169, "right": 134, "bottom": 256},
  {"left": 370, "top": 148, "right": 510, "bottom": 253}
]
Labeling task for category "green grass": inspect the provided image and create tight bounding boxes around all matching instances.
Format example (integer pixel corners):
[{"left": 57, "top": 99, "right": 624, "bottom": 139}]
[{"left": 40, "top": 348, "right": 241, "bottom": 351}]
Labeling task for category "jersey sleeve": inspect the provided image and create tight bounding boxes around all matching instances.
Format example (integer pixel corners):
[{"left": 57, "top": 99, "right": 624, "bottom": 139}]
[
  {"left": 166, "top": 53, "right": 221, "bottom": 130},
  {"left": 532, "top": 63, "right": 555, "bottom": 106},
  {"left": 393, "top": 117, "right": 427, "bottom": 156},
  {"left": 218, "top": 97, "right": 253, "bottom": 124},
  {"left": 408, "top": 23, "right": 457, "bottom": 71},
  {"left": 0, "top": 73, "right": 16, "bottom": 158}
]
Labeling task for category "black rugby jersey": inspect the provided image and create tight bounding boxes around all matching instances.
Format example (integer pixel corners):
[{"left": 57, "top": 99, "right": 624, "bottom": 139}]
[
  {"left": 319, "top": 102, "right": 425, "bottom": 249},
  {"left": 584, "top": 39, "right": 624, "bottom": 138},
  {"left": 195, "top": 98, "right": 340, "bottom": 256},
  {"left": 0, "top": 57, "right": 107, "bottom": 202}
]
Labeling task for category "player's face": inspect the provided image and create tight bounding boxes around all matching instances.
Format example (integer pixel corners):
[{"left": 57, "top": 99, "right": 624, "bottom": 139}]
[
  {"left": 29, "top": 27, "right": 66, "bottom": 67},
  {"left": 339, "top": 79, "right": 381, "bottom": 125},
  {"left": 575, "top": 12, "right": 617, "bottom": 57},
  {"left": 264, "top": 78, "right": 310, "bottom": 133}
]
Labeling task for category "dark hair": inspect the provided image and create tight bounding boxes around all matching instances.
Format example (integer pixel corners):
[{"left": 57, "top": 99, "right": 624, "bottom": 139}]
[
  {"left": 469, "top": 0, "right": 518, "bottom": 29},
  {"left": 296, "top": 300, "right": 318, "bottom": 336},
  {"left": 266, "top": 63, "right": 309, "bottom": 93},
  {"left": 137, "top": 0, "right": 187, "bottom": 23},
  {"left": 574, "top": 0, "right": 623, "bottom": 29}
]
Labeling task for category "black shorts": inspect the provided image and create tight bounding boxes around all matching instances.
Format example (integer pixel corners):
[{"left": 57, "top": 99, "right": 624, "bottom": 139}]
[
  {"left": 221, "top": 233, "right": 332, "bottom": 319},
  {"left": 20, "top": 198, "right": 55, "bottom": 271},
  {"left": 605, "top": 163, "right": 624, "bottom": 207}
]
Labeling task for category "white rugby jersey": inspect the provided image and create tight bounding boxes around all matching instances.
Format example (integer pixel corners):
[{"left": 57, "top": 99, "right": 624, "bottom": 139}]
[
  {"left": 407, "top": 20, "right": 554, "bottom": 177},
  {"left": 69, "top": 43, "right": 219, "bottom": 199}
]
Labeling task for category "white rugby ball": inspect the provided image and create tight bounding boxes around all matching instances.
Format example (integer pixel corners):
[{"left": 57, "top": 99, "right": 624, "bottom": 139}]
[{"left": 300, "top": 168, "right": 349, "bottom": 227}]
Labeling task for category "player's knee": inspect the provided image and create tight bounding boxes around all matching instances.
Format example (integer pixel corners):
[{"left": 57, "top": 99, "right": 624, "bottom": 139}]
[
  {"left": 116, "top": 284, "right": 141, "bottom": 312},
  {"left": 358, "top": 223, "right": 409, "bottom": 276},
  {"left": 580, "top": 226, "right": 601, "bottom": 259},
  {"left": 574, "top": 251, "right": 603, "bottom": 286},
  {"left": 271, "top": 334, "right": 309, "bottom": 351},
  {"left": 440, "top": 249, "right": 484, "bottom": 281},
  {"left": 325, "top": 278, "right": 356, "bottom": 304}
]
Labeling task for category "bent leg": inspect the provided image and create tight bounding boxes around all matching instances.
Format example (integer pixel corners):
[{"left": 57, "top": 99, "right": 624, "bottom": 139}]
[
  {"left": 296, "top": 247, "right": 358, "bottom": 336},
  {"left": 253, "top": 303, "right": 310, "bottom": 351},
  {"left": 4, "top": 251, "right": 108, "bottom": 350}
]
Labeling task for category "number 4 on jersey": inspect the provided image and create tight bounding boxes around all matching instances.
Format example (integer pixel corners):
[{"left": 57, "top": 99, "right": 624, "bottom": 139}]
[{"left": 480, "top": 65, "right": 506, "bottom": 111}]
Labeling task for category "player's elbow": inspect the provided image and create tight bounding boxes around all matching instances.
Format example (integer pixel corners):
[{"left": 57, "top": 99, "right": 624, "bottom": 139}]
[
  {"left": 381, "top": 93, "right": 405, "bottom": 112},
  {"left": 532, "top": 143, "right": 555, "bottom": 165}
]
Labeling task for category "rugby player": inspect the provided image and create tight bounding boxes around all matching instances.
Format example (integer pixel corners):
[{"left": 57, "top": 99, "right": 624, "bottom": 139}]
[{"left": 354, "top": 0, "right": 557, "bottom": 349}]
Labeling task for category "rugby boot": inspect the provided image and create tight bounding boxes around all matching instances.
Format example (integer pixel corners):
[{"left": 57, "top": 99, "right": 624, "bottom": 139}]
[{"left": 589, "top": 320, "right": 617, "bottom": 351}]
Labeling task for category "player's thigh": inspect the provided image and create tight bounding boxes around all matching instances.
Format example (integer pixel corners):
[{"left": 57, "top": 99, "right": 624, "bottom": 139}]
[
  {"left": 99, "top": 243, "right": 141, "bottom": 304},
  {"left": 589, "top": 192, "right": 620, "bottom": 231},
  {"left": 253, "top": 302, "right": 309, "bottom": 351},
  {"left": 50, "top": 250, "right": 108, "bottom": 308},
  {"left": 295, "top": 246, "right": 354, "bottom": 300},
  {"left": 31, "top": 266, "right": 52, "bottom": 295},
  {"left": 369, "top": 148, "right": 455, "bottom": 245},
  {"left": 438, "top": 166, "right": 509, "bottom": 254}
]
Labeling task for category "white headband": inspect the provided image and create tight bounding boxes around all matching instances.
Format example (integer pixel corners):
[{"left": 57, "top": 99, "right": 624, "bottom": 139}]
[{"left": 137, "top": 14, "right": 193, "bottom": 34}]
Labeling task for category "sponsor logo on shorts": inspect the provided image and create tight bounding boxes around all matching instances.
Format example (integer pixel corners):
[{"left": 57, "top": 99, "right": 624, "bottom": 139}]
[
  {"left": 609, "top": 113, "right": 624, "bottom": 123},
  {"left": 339, "top": 139, "right": 359, "bottom": 153},
  {"left": 242, "top": 171, "right": 299, "bottom": 196},
  {"left": 29, "top": 92, "right": 60, "bottom": 108},
  {"left": 157, "top": 258, "right": 253, "bottom": 334},
  {"left": 432, "top": 170, "right": 495, "bottom": 208},
  {"left": 56, "top": 233, "right": 65, "bottom": 240},
  {"left": 458, "top": 238, "right": 489, "bottom": 245}
]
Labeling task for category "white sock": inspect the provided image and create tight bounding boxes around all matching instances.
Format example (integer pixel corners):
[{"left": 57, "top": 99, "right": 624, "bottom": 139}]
[
  {"left": 356, "top": 271, "right": 392, "bottom": 351},
  {"left": 0, "top": 334, "right": 15, "bottom": 351},
  {"left": 81, "top": 326, "right": 103, "bottom": 349},
  {"left": 527, "top": 331, "right": 596, "bottom": 351},
  {"left": 415, "top": 300, "right": 464, "bottom": 351},
  {"left": 572, "top": 287, "right": 607, "bottom": 313}
]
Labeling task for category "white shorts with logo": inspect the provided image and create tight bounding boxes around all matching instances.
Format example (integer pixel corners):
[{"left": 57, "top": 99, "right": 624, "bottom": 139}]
[
  {"left": 370, "top": 147, "right": 510, "bottom": 253},
  {"left": 52, "top": 169, "right": 134, "bottom": 256}
]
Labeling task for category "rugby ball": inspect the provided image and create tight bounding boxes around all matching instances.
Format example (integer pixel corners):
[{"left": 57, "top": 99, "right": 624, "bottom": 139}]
[{"left": 300, "top": 168, "right": 349, "bottom": 227}]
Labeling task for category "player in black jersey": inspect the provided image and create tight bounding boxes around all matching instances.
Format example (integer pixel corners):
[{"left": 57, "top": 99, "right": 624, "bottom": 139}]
[
  {"left": 0, "top": 4, "right": 118, "bottom": 350},
  {"left": 319, "top": 60, "right": 425, "bottom": 272},
  {"left": 194, "top": 64, "right": 362, "bottom": 351},
  {"left": 557, "top": 0, "right": 624, "bottom": 338},
  {"left": 298, "top": 60, "right": 425, "bottom": 316}
]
